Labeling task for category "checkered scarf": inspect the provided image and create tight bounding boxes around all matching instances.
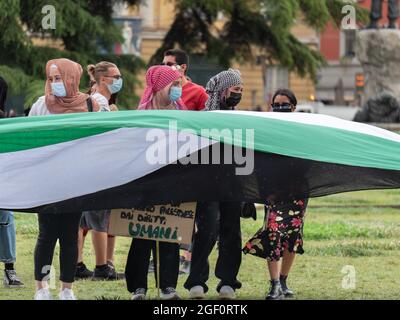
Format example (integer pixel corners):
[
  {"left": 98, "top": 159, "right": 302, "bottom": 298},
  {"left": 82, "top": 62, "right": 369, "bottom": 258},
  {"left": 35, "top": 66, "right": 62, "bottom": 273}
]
[
  {"left": 138, "top": 65, "right": 183, "bottom": 110},
  {"left": 205, "top": 69, "right": 243, "bottom": 111}
]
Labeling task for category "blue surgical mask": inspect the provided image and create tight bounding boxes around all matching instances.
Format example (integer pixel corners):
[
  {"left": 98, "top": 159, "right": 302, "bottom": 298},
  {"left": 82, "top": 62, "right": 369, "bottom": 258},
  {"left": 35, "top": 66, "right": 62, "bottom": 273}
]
[
  {"left": 51, "top": 82, "right": 67, "bottom": 97},
  {"left": 169, "top": 86, "right": 182, "bottom": 102},
  {"left": 107, "top": 78, "right": 123, "bottom": 94}
]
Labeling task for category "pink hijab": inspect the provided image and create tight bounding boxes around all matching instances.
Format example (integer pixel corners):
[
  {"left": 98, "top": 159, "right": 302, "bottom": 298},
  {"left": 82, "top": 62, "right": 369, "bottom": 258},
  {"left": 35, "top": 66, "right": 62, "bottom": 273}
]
[
  {"left": 138, "top": 65, "right": 186, "bottom": 110},
  {"left": 45, "top": 58, "right": 99, "bottom": 114}
]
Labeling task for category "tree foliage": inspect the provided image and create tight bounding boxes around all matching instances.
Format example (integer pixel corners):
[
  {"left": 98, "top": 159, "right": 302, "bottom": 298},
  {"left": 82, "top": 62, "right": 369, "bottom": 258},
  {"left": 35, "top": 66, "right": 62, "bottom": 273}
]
[
  {"left": 150, "top": 0, "right": 369, "bottom": 81},
  {"left": 0, "top": 0, "right": 369, "bottom": 111},
  {"left": 0, "top": 0, "right": 144, "bottom": 110}
]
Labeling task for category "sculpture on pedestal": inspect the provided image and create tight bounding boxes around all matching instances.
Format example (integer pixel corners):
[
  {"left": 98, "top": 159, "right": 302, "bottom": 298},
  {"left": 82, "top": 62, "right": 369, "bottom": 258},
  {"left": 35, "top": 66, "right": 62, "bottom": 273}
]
[{"left": 353, "top": 91, "right": 400, "bottom": 123}]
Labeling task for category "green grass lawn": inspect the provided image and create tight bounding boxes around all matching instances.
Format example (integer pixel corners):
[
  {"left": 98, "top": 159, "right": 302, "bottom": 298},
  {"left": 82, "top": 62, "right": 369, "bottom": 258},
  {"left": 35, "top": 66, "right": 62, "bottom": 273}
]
[{"left": 2, "top": 189, "right": 400, "bottom": 300}]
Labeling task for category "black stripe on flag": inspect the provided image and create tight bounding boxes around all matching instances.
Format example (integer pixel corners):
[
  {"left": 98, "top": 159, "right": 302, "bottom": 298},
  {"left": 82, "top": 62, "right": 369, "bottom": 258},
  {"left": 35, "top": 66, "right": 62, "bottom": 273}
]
[{"left": 26, "top": 145, "right": 400, "bottom": 214}]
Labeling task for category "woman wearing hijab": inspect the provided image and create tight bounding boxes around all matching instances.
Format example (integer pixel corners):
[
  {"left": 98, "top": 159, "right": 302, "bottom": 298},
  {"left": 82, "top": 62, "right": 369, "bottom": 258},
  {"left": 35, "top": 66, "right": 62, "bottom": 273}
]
[
  {"left": 125, "top": 65, "right": 185, "bottom": 301},
  {"left": 137, "top": 65, "right": 186, "bottom": 110},
  {"left": 184, "top": 69, "right": 244, "bottom": 300},
  {"left": 29, "top": 58, "right": 99, "bottom": 300},
  {"left": 204, "top": 68, "right": 244, "bottom": 111},
  {"left": 29, "top": 59, "right": 99, "bottom": 115},
  {"left": 0, "top": 76, "right": 24, "bottom": 288}
]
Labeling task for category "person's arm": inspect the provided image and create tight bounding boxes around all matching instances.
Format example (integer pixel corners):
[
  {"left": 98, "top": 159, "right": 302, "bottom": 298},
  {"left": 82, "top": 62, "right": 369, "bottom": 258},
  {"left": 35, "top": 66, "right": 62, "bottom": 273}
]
[
  {"left": 92, "top": 93, "right": 110, "bottom": 112},
  {"left": 197, "top": 89, "right": 209, "bottom": 111},
  {"left": 176, "top": 99, "right": 188, "bottom": 110},
  {"left": 28, "top": 97, "right": 45, "bottom": 116},
  {"left": 110, "top": 104, "right": 119, "bottom": 111}
]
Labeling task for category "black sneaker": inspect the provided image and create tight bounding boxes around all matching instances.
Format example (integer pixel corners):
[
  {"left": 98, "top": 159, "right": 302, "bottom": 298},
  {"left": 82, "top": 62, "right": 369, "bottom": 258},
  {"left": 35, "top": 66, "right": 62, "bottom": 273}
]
[
  {"left": 75, "top": 263, "right": 93, "bottom": 280},
  {"left": 131, "top": 288, "right": 147, "bottom": 300},
  {"left": 265, "top": 280, "right": 284, "bottom": 300},
  {"left": 107, "top": 260, "right": 125, "bottom": 280},
  {"left": 3, "top": 270, "right": 24, "bottom": 288},
  {"left": 92, "top": 264, "right": 118, "bottom": 281},
  {"left": 280, "top": 276, "right": 294, "bottom": 297}
]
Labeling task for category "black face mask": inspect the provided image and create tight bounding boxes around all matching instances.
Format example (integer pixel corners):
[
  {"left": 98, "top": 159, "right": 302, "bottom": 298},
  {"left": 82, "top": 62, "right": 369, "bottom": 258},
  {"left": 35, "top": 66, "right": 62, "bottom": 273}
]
[{"left": 222, "top": 92, "right": 242, "bottom": 109}]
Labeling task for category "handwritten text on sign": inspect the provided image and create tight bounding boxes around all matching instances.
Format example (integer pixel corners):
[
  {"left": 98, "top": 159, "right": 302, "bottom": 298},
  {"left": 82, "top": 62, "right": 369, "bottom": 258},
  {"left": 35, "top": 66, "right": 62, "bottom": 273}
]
[{"left": 108, "top": 202, "right": 196, "bottom": 245}]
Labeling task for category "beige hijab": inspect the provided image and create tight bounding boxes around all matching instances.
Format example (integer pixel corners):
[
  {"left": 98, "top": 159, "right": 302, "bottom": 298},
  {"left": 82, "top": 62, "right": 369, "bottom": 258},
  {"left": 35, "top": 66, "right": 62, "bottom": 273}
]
[{"left": 45, "top": 58, "right": 99, "bottom": 114}]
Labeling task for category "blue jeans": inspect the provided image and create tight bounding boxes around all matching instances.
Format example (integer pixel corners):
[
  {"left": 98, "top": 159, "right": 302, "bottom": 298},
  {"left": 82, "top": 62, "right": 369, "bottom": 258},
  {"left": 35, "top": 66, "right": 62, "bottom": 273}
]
[{"left": 0, "top": 211, "right": 16, "bottom": 264}]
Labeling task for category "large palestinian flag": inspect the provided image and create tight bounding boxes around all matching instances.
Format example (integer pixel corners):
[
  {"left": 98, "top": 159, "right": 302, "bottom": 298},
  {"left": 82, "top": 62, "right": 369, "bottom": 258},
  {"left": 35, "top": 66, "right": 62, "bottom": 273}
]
[{"left": 0, "top": 110, "right": 399, "bottom": 213}]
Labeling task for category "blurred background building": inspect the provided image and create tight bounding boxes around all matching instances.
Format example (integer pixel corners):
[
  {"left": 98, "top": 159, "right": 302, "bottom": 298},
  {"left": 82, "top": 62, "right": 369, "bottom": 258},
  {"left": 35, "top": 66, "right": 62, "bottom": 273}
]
[
  {"left": 318, "top": 0, "right": 399, "bottom": 107},
  {"left": 23, "top": 0, "right": 400, "bottom": 114},
  {"left": 113, "top": 1, "right": 317, "bottom": 110},
  {"left": 113, "top": 0, "right": 399, "bottom": 112}
]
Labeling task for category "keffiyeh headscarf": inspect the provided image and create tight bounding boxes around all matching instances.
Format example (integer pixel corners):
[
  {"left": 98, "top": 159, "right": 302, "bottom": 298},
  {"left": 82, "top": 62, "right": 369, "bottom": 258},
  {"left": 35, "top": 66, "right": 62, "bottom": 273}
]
[
  {"left": 138, "top": 65, "right": 186, "bottom": 110},
  {"left": 205, "top": 68, "right": 243, "bottom": 111}
]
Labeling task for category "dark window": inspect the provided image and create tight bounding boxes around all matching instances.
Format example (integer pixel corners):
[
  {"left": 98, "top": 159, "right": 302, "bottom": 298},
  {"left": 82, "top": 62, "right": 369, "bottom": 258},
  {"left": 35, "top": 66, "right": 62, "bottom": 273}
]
[{"left": 343, "top": 29, "right": 356, "bottom": 58}]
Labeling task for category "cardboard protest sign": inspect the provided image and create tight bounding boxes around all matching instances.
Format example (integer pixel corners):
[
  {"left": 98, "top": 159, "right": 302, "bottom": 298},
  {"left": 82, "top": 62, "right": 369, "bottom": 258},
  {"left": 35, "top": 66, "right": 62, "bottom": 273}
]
[{"left": 108, "top": 202, "right": 196, "bottom": 245}]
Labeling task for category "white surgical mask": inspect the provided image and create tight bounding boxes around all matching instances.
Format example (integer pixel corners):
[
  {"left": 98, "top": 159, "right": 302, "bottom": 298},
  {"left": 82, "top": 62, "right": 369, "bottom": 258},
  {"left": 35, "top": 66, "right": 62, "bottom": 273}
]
[
  {"left": 51, "top": 82, "right": 67, "bottom": 97},
  {"left": 107, "top": 78, "right": 123, "bottom": 94},
  {"left": 169, "top": 86, "right": 182, "bottom": 102}
]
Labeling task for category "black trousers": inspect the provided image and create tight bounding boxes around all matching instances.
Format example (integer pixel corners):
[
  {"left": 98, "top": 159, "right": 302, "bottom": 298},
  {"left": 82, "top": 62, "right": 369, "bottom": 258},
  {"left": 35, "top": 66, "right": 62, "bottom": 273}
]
[
  {"left": 34, "top": 212, "right": 82, "bottom": 283},
  {"left": 371, "top": 0, "right": 398, "bottom": 21},
  {"left": 125, "top": 238, "right": 180, "bottom": 292},
  {"left": 184, "top": 201, "right": 242, "bottom": 293}
]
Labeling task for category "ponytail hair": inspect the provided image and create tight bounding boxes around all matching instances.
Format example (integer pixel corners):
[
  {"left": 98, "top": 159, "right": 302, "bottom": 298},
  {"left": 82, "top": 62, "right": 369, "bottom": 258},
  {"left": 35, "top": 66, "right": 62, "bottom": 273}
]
[
  {"left": 87, "top": 64, "right": 96, "bottom": 81},
  {"left": 87, "top": 61, "right": 117, "bottom": 84},
  {"left": 86, "top": 61, "right": 117, "bottom": 94}
]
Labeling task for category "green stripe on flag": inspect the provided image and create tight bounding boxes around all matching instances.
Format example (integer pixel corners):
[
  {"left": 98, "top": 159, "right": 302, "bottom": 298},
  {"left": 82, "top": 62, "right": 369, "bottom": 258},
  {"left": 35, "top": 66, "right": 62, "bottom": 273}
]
[{"left": 0, "top": 110, "right": 399, "bottom": 171}]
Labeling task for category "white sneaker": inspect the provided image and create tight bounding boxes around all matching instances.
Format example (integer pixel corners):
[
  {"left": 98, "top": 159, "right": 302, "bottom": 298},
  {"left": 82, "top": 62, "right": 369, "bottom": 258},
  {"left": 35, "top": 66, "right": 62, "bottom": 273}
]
[
  {"left": 59, "top": 288, "right": 77, "bottom": 300},
  {"left": 34, "top": 288, "right": 53, "bottom": 300},
  {"left": 189, "top": 285, "right": 205, "bottom": 299},
  {"left": 219, "top": 285, "right": 236, "bottom": 300}
]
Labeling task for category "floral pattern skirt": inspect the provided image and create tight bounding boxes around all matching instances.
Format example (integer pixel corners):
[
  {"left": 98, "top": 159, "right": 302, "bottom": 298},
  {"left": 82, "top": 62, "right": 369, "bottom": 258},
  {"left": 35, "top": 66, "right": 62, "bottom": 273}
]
[{"left": 243, "top": 199, "right": 308, "bottom": 261}]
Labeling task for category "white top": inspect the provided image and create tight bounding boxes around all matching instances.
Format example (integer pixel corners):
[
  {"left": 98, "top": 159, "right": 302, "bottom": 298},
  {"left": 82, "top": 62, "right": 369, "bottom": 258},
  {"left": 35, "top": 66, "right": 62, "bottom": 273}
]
[
  {"left": 29, "top": 94, "right": 109, "bottom": 117},
  {"left": 92, "top": 92, "right": 110, "bottom": 112},
  {"left": 28, "top": 96, "right": 52, "bottom": 116}
]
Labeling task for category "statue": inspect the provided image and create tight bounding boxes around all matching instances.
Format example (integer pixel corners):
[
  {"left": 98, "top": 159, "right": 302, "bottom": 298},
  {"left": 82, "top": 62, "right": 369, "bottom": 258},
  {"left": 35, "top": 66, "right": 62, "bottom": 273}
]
[
  {"left": 353, "top": 91, "right": 400, "bottom": 123},
  {"left": 121, "top": 21, "right": 142, "bottom": 57},
  {"left": 368, "top": 0, "right": 399, "bottom": 29},
  {"left": 121, "top": 21, "right": 134, "bottom": 54}
]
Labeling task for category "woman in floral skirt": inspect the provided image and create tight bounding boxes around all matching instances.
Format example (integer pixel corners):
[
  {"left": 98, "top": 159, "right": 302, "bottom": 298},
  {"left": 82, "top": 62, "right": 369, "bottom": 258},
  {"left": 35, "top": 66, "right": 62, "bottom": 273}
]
[{"left": 243, "top": 89, "right": 308, "bottom": 300}]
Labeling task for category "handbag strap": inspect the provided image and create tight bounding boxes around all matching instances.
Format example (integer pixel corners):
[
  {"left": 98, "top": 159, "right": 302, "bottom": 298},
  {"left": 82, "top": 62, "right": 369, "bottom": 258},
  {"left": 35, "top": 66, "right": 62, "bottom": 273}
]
[{"left": 86, "top": 98, "right": 93, "bottom": 112}]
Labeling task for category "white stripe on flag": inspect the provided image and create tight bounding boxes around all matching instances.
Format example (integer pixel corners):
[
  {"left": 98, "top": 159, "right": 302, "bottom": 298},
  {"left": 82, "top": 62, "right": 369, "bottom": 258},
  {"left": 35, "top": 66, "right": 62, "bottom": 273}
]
[
  {"left": 214, "top": 111, "right": 400, "bottom": 143},
  {"left": 0, "top": 127, "right": 214, "bottom": 209}
]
